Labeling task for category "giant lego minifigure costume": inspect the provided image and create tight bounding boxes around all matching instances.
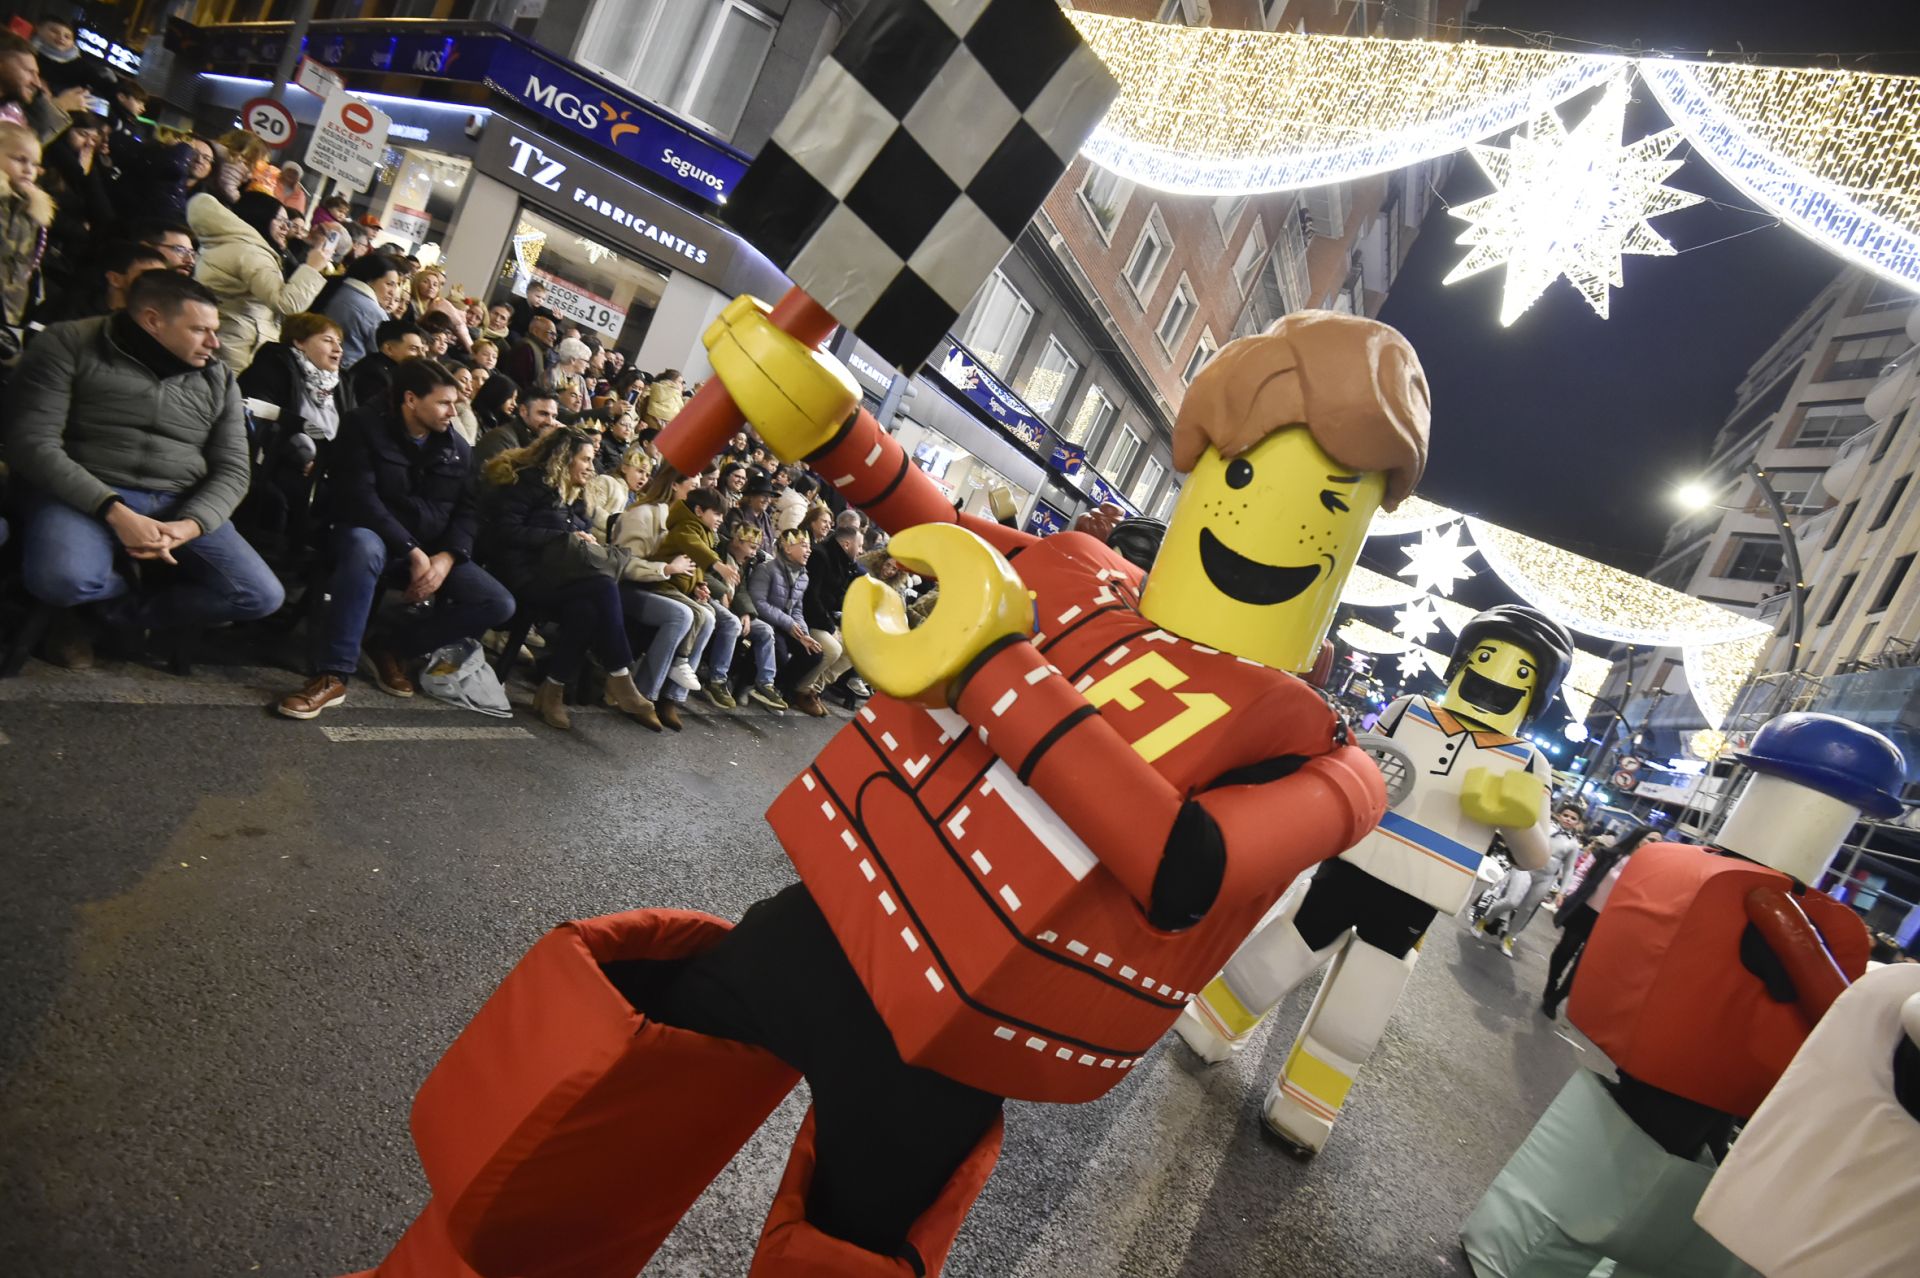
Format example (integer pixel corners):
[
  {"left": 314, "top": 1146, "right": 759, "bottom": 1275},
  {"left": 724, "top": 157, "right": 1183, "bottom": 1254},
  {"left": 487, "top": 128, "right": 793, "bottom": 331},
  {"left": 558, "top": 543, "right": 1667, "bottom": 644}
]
[
  {"left": 1176, "top": 605, "right": 1573, "bottom": 1154},
  {"left": 1693, "top": 963, "right": 1920, "bottom": 1278},
  {"left": 339, "top": 308, "right": 1431, "bottom": 1278},
  {"left": 1460, "top": 712, "right": 1905, "bottom": 1278}
]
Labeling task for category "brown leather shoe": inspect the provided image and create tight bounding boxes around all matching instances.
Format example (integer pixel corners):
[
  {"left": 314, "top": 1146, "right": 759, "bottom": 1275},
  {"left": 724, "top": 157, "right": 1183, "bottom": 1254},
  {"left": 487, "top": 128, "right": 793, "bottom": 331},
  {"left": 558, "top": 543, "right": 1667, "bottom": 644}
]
[
  {"left": 42, "top": 611, "right": 94, "bottom": 670},
  {"left": 792, "top": 689, "right": 828, "bottom": 718},
  {"left": 277, "top": 674, "right": 347, "bottom": 720},
  {"left": 657, "top": 700, "right": 683, "bottom": 731},
  {"left": 363, "top": 648, "right": 415, "bottom": 697},
  {"left": 603, "top": 671, "right": 662, "bottom": 731},
  {"left": 534, "top": 679, "right": 572, "bottom": 730}
]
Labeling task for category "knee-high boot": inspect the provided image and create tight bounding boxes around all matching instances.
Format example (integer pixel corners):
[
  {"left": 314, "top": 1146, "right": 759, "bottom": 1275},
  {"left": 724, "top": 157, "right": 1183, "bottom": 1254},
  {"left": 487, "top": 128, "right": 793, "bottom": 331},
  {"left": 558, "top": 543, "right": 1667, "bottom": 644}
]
[
  {"left": 748, "top": 1108, "right": 1004, "bottom": 1277},
  {"left": 340, "top": 908, "right": 800, "bottom": 1278}
]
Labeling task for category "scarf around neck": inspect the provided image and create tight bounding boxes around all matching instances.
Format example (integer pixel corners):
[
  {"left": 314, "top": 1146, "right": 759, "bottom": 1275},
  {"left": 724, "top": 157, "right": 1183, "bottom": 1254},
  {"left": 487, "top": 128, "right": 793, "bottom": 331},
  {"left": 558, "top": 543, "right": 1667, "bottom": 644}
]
[{"left": 290, "top": 345, "right": 340, "bottom": 403}]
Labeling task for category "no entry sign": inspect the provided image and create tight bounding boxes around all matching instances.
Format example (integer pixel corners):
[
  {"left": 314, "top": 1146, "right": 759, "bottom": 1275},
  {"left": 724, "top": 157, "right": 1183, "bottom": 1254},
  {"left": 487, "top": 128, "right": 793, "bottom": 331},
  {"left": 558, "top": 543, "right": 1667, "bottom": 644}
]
[
  {"left": 241, "top": 97, "right": 296, "bottom": 149},
  {"left": 304, "top": 90, "right": 391, "bottom": 193}
]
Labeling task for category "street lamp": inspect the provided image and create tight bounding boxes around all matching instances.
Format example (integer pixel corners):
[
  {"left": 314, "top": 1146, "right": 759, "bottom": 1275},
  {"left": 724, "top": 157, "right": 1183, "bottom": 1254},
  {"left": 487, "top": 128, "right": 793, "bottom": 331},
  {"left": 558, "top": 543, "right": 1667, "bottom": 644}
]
[{"left": 1672, "top": 463, "right": 1805, "bottom": 673}]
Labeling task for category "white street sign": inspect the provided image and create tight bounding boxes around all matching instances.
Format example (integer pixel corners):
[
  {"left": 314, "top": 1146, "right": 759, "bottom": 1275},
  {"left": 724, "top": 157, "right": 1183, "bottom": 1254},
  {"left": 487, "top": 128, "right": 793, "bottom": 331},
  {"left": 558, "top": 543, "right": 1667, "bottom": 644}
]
[
  {"left": 295, "top": 56, "right": 344, "bottom": 101},
  {"left": 241, "top": 97, "right": 296, "bottom": 150},
  {"left": 304, "top": 91, "right": 390, "bottom": 193}
]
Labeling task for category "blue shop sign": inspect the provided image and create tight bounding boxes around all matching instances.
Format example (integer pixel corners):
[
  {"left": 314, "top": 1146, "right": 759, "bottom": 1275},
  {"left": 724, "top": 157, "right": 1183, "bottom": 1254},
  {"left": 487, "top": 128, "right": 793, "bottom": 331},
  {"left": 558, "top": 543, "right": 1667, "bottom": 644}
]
[
  {"left": 1026, "top": 501, "right": 1070, "bottom": 537},
  {"left": 932, "top": 339, "right": 1057, "bottom": 454},
  {"left": 169, "top": 21, "right": 748, "bottom": 207},
  {"left": 483, "top": 44, "right": 748, "bottom": 206},
  {"left": 1050, "top": 440, "right": 1087, "bottom": 477}
]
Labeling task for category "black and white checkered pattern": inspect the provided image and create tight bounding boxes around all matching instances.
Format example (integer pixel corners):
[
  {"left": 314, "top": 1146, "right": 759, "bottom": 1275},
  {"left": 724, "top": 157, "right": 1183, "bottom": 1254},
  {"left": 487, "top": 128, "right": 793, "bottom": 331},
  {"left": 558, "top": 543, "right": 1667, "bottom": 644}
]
[{"left": 726, "top": 0, "right": 1117, "bottom": 374}]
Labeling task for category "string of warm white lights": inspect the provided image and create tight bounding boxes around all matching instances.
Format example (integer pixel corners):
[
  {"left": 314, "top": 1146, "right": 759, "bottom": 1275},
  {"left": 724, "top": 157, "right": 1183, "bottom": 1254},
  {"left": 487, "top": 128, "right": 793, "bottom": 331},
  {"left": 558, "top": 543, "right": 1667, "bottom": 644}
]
[
  {"left": 1682, "top": 632, "right": 1772, "bottom": 732},
  {"left": 1066, "top": 16, "right": 1920, "bottom": 289},
  {"left": 1368, "top": 495, "right": 1465, "bottom": 538}
]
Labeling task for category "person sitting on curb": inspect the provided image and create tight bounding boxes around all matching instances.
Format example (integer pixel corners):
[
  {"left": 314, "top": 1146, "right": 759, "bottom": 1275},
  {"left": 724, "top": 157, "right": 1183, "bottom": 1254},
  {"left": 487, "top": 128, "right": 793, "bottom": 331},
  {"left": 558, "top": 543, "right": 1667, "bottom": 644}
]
[
  {"left": 6, "top": 270, "right": 283, "bottom": 667},
  {"left": 344, "top": 318, "right": 426, "bottom": 411},
  {"left": 277, "top": 358, "right": 515, "bottom": 719},
  {"left": 700, "top": 521, "right": 769, "bottom": 708},
  {"left": 650, "top": 487, "right": 742, "bottom": 727},
  {"left": 749, "top": 527, "right": 845, "bottom": 716},
  {"left": 473, "top": 385, "right": 559, "bottom": 470}
]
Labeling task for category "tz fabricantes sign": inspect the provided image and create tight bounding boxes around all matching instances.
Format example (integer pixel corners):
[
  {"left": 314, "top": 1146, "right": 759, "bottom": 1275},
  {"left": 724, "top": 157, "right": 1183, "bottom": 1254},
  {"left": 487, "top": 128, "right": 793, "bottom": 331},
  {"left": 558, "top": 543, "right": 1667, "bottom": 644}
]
[{"left": 479, "top": 124, "right": 738, "bottom": 288}]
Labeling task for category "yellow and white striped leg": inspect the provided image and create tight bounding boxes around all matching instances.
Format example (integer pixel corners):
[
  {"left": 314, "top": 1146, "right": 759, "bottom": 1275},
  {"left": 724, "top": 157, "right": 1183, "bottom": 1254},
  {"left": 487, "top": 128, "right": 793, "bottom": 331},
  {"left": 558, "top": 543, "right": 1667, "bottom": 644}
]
[
  {"left": 1175, "top": 877, "right": 1338, "bottom": 1065},
  {"left": 1262, "top": 936, "right": 1420, "bottom": 1154}
]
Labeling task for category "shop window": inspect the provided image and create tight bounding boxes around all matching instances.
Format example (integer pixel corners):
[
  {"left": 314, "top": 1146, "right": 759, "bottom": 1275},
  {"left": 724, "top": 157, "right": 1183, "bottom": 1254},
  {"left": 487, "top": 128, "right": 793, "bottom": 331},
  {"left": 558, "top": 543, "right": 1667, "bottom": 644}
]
[
  {"left": 1124, "top": 211, "right": 1170, "bottom": 303},
  {"left": 1130, "top": 457, "right": 1166, "bottom": 507},
  {"left": 1066, "top": 385, "right": 1117, "bottom": 445},
  {"left": 1870, "top": 554, "right": 1914, "bottom": 613},
  {"left": 499, "top": 206, "right": 669, "bottom": 351},
  {"left": 577, "top": 0, "right": 777, "bottom": 139},
  {"left": 1869, "top": 474, "right": 1911, "bottom": 531},
  {"left": 1077, "top": 164, "right": 1132, "bottom": 243},
  {"left": 1182, "top": 329, "right": 1218, "bottom": 385},
  {"left": 1104, "top": 425, "right": 1143, "bottom": 483},
  {"left": 1024, "top": 337, "right": 1080, "bottom": 423},
  {"left": 960, "top": 270, "right": 1033, "bottom": 377},
  {"left": 368, "top": 148, "right": 472, "bottom": 263},
  {"left": 1157, "top": 277, "right": 1197, "bottom": 353},
  {"left": 1819, "top": 573, "right": 1857, "bottom": 626},
  {"left": 1791, "top": 401, "right": 1872, "bottom": 448}
]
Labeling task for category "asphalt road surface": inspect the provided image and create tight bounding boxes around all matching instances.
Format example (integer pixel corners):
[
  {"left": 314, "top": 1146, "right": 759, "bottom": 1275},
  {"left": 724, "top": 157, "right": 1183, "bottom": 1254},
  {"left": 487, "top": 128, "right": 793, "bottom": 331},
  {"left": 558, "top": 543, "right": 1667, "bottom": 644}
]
[{"left": 0, "top": 655, "right": 1591, "bottom": 1277}]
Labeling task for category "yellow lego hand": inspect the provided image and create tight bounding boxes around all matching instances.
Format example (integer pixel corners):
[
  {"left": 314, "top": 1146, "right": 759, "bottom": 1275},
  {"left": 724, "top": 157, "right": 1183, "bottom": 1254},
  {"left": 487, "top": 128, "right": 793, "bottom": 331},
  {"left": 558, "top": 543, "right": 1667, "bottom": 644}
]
[
  {"left": 702, "top": 295, "right": 859, "bottom": 463},
  {"left": 842, "top": 523, "right": 1035, "bottom": 705},
  {"left": 1459, "top": 767, "right": 1547, "bottom": 830}
]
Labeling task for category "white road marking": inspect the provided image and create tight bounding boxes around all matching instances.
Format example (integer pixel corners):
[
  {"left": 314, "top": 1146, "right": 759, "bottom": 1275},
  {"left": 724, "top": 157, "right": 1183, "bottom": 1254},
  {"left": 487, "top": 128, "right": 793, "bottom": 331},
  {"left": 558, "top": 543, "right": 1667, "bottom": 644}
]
[{"left": 321, "top": 726, "right": 534, "bottom": 743}]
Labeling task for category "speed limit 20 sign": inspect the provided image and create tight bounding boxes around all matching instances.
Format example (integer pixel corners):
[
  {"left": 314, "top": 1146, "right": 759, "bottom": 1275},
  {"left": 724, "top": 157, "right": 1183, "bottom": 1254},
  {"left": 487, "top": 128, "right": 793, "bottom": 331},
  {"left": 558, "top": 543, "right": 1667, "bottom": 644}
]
[{"left": 242, "top": 97, "right": 297, "bottom": 149}]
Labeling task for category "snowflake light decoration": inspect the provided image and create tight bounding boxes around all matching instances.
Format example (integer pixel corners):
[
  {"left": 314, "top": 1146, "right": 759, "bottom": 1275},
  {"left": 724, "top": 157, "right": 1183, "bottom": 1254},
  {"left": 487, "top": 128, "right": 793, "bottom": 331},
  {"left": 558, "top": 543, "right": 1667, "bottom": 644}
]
[
  {"left": 1397, "top": 650, "right": 1431, "bottom": 681},
  {"left": 1564, "top": 721, "right": 1590, "bottom": 744},
  {"left": 1444, "top": 73, "right": 1705, "bottom": 325},
  {"left": 1398, "top": 522, "right": 1478, "bottom": 597},
  {"left": 1393, "top": 596, "right": 1445, "bottom": 646}
]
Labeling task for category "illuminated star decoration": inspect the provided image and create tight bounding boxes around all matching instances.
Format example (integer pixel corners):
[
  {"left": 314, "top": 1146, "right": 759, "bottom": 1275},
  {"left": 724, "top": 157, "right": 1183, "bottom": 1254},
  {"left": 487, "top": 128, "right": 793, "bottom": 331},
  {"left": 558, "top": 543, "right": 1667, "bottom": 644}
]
[
  {"left": 1564, "top": 721, "right": 1590, "bottom": 744},
  {"left": 1396, "top": 650, "right": 1431, "bottom": 681},
  {"left": 1443, "top": 73, "right": 1706, "bottom": 325},
  {"left": 1393, "top": 596, "right": 1444, "bottom": 646},
  {"left": 1398, "top": 522, "right": 1478, "bottom": 597}
]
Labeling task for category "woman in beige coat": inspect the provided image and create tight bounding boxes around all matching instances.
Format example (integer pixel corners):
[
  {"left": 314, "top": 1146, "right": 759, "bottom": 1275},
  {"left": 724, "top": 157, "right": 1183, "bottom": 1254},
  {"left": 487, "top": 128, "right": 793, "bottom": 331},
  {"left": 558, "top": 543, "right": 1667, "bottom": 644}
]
[{"left": 188, "top": 190, "right": 328, "bottom": 374}]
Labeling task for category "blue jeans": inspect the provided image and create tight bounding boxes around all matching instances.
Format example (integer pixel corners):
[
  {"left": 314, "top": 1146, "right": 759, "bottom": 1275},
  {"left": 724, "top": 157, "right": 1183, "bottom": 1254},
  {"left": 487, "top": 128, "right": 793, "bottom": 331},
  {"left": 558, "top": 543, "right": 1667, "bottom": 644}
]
[
  {"left": 21, "top": 486, "right": 284, "bottom": 629},
  {"left": 620, "top": 585, "right": 695, "bottom": 701},
  {"left": 741, "top": 616, "right": 777, "bottom": 686},
  {"left": 705, "top": 605, "right": 742, "bottom": 681},
  {"left": 320, "top": 526, "right": 516, "bottom": 677}
]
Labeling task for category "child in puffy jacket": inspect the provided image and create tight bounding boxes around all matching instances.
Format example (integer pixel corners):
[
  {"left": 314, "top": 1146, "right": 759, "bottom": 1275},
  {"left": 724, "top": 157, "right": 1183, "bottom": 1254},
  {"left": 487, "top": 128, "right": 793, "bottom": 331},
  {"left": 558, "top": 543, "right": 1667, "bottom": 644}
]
[{"left": 0, "top": 121, "right": 52, "bottom": 354}]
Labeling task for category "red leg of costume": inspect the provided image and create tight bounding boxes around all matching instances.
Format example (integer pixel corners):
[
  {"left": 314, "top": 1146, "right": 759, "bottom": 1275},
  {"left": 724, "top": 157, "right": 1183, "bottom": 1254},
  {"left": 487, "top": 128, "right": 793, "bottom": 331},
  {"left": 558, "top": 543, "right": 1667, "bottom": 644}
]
[
  {"left": 340, "top": 909, "right": 800, "bottom": 1278},
  {"left": 749, "top": 1108, "right": 1004, "bottom": 1277}
]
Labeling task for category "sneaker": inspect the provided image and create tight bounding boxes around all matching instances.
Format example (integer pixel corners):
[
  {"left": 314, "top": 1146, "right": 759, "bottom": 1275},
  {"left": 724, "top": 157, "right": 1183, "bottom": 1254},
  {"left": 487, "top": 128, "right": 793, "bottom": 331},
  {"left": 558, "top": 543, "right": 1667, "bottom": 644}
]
[
  {"left": 362, "top": 648, "right": 415, "bottom": 698},
  {"left": 658, "top": 700, "right": 684, "bottom": 731},
  {"left": 277, "top": 674, "right": 347, "bottom": 719},
  {"left": 792, "top": 689, "right": 828, "bottom": 718},
  {"left": 701, "top": 680, "right": 737, "bottom": 710},
  {"left": 1500, "top": 937, "right": 1517, "bottom": 959},
  {"left": 668, "top": 660, "right": 701, "bottom": 691},
  {"left": 843, "top": 676, "right": 873, "bottom": 700},
  {"left": 748, "top": 683, "right": 788, "bottom": 712},
  {"left": 1471, "top": 918, "right": 1489, "bottom": 936}
]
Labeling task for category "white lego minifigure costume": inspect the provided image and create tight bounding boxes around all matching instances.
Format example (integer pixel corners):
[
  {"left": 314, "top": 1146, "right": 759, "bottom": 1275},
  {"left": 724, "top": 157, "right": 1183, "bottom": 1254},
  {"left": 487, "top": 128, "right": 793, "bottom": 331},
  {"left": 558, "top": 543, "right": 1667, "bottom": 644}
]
[{"left": 1178, "top": 606, "right": 1571, "bottom": 1154}]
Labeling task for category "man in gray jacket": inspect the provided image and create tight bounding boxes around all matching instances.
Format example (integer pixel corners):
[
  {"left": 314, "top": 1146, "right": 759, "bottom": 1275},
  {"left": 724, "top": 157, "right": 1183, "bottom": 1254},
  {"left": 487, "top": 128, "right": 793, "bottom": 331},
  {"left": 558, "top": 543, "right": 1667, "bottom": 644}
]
[{"left": 6, "top": 271, "right": 283, "bottom": 663}]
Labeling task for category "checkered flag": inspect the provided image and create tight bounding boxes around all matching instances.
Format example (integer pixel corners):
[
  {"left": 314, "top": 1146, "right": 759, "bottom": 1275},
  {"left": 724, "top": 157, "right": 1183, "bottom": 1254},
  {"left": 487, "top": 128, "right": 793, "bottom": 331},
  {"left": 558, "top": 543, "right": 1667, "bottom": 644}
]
[{"left": 726, "top": 0, "right": 1117, "bottom": 374}]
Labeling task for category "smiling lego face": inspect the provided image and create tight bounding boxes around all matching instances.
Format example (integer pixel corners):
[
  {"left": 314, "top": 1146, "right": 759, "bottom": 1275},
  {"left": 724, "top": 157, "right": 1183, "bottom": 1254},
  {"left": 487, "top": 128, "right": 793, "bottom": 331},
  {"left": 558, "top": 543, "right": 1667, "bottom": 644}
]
[
  {"left": 1442, "top": 639, "right": 1539, "bottom": 736},
  {"left": 1139, "top": 427, "right": 1384, "bottom": 672}
]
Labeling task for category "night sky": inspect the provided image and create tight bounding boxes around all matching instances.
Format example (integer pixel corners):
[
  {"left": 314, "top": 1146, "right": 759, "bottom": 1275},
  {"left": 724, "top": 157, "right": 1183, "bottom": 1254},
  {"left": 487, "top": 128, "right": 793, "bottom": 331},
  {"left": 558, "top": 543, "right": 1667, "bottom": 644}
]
[{"left": 1376, "top": 0, "right": 1920, "bottom": 576}]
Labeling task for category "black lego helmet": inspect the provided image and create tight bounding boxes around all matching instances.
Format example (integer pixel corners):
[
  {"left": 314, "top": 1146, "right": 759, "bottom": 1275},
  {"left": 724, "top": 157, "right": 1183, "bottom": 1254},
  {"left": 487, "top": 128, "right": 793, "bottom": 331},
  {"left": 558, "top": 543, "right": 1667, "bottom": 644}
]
[{"left": 1444, "top": 604, "right": 1575, "bottom": 727}]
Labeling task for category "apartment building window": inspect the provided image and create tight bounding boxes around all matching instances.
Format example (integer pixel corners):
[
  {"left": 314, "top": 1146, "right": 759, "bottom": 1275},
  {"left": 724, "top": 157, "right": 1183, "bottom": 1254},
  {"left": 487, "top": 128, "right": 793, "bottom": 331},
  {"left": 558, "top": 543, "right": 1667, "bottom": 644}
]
[
  {"left": 1157, "top": 277, "right": 1197, "bottom": 353},
  {"left": 1124, "top": 212, "right": 1170, "bottom": 303},
  {"left": 1823, "top": 331, "right": 1905, "bottom": 382},
  {"left": 1232, "top": 219, "right": 1268, "bottom": 296},
  {"left": 1155, "top": 486, "right": 1179, "bottom": 520},
  {"left": 1077, "top": 164, "right": 1132, "bottom": 243},
  {"left": 1721, "top": 536, "right": 1786, "bottom": 583},
  {"left": 1066, "top": 385, "right": 1117, "bottom": 446},
  {"left": 1859, "top": 278, "right": 1917, "bottom": 312},
  {"left": 577, "top": 0, "right": 776, "bottom": 138},
  {"left": 1824, "top": 499, "right": 1858, "bottom": 550},
  {"left": 1791, "top": 401, "right": 1873, "bottom": 448},
  {"left": 1024, "top": 337, "right": 1080, "bottom": 423},
  {"left": 1873, "top": 407, "right": 1907, "bottom": 463},
  {"left": 1869, "top": 474, "right": 1911, "bottom": 531},
  {"left": 1213, "top": 193, "right": 1248, "bottom": 236},
  {"left": 1304, "top": 183, "right": 1349, "bottom": 240},
  {"left": 1758, "top": 470, "right": 1825, "bottom": 515},
  {"left": 960, "top": 270, "right": 1033, "bottom": 376},
  {"left": 1871, "top": 553, "right": 1914, "bottom": 613},
  {"left": 1819, "top": 573, "right": 1858, "bottom": 626},
  {"left": 1259, "top": 0, "right": 1287, "bottom": 28},
  {"left": 1182, "top": 329, "right": 1218, "bottom": 385},
  {"left": 1157, "top": 0, "right": 1208, "bottom": 23},
  {"left": 1104, "top": 425, "right": 1143, "bottom": 482},
  {"left": 1130, "top": 457, "right": 1166, "bottom": 507}
]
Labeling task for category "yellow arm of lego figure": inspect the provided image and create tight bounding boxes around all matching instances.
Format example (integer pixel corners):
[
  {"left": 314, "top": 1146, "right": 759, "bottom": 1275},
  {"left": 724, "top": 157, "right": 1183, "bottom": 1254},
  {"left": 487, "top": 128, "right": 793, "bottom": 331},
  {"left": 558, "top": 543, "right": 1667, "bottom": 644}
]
[{"left": 1461, "top": 756, "right": 1552, "bottom": 869}]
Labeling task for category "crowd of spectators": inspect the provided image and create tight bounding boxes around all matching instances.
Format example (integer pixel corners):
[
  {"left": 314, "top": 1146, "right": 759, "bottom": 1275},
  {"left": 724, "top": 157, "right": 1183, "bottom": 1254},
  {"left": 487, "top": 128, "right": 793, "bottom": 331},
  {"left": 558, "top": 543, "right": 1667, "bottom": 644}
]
[{"left": 0, "top": 16, "right": 915, "bottom": 732}]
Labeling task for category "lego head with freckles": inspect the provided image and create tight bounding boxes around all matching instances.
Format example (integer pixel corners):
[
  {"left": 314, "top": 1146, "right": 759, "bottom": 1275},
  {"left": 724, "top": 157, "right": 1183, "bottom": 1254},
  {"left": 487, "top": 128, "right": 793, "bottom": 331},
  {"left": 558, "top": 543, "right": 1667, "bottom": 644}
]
[{"left": 1138, "top": 312, "right": 1430, "bottom": 673}]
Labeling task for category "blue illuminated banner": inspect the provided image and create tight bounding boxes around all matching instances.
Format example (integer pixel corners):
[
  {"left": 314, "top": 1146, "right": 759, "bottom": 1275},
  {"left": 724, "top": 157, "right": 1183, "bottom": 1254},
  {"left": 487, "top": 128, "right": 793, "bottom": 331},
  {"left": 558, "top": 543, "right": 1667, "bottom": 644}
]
[{"left": 1026, "top": 500, "right": 1070, "bottom": 537}]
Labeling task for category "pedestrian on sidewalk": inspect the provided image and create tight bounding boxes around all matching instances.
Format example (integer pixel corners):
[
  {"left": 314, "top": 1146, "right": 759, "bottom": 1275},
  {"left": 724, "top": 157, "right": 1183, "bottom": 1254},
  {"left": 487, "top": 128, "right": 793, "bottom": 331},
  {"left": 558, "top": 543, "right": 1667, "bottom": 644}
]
[
  {"left": 1477, "top": 801, "right": 1586, "bottom": 957},
  {"left": 1541, "top": 825, "right": 1657, "bottom": 1017}
]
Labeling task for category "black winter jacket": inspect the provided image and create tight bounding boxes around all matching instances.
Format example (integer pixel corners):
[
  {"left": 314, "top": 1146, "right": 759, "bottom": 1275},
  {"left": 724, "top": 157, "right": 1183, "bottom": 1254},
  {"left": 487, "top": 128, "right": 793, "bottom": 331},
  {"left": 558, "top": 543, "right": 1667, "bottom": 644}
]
[
  {"left": 327, "top": 402, "right": 479, "bottom": 560},
  {"left": 803, "top": 536, "right": 862, "bottom": 631},
  {"left": 477, "top": 468, "right": 589, "bottom": 596}
]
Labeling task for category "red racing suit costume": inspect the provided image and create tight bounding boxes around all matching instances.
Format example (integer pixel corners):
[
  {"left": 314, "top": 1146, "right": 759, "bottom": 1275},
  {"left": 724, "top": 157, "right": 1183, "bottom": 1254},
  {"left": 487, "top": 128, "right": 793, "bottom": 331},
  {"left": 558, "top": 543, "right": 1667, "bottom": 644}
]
[
  {"left": 771, "top": 406, "right": 1387, "bottom": 1104},
  {"left": 1568, "top": 841, "right": 1870, "bottom": 1118}
]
